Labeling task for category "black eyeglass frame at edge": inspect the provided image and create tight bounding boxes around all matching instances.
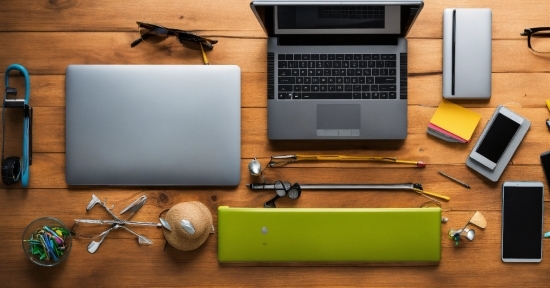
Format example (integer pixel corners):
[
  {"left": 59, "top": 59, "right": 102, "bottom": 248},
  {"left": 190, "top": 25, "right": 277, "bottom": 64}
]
[{"left": 520, "top": 27, "right": 550, "bottom": 53}]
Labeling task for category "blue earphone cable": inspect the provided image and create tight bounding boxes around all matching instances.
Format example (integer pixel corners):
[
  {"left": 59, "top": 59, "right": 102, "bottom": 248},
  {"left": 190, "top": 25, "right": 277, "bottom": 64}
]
[{"left": 3, "top": 64, "right": 31, "bottom": 187}]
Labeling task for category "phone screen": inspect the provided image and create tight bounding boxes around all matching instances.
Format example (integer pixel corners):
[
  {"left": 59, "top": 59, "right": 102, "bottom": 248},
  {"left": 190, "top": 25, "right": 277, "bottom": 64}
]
[
  {"left": 476, "top": 113, "right": 521, "bottom": 163},
  {"left": 540, "top": 151, "right": 550, "bottom": 185},
  {"left": 502, "top": 182, "right": 544, "bottom": 262}
]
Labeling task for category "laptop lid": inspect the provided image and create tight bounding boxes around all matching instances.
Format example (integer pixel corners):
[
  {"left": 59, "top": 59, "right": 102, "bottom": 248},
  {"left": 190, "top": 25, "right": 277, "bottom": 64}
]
[
  {"left": 218, "top": 206, "right": 441, "bottom": 263},
  {"left": 251, "top": 0, "right": 424, "bottom": 40},
  {"left": 65, "top": 65, "right": 241, "bottom": 186}
]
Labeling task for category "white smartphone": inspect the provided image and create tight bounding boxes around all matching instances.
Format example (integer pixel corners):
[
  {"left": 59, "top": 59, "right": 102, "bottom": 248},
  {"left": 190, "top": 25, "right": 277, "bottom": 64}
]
[
  {"left": 502, "top": 181, "right": 544, "bottom": 262},
  {"left": 469, "top": 107, "right": 524, "bottom": 170}
]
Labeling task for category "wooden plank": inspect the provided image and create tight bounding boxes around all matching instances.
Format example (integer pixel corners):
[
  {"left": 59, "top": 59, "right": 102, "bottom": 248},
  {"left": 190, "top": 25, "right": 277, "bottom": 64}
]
[{"left": 0, "top": 33, "right": 549, "bottom": 74}]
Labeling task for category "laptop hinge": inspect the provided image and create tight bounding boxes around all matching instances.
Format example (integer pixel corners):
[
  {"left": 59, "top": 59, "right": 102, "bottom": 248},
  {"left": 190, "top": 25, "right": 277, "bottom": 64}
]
[{"left": 277, "top": 35, "right": 398, "bottom": 46}]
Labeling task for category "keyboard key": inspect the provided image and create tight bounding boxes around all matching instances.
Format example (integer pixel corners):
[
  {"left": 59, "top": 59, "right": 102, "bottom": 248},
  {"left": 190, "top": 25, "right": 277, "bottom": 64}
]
[
  {"left": 320, "top": 54, "right": 327, "bottom": 60},
  {"left": 311, "top": 85, "right": 320, "bottom": 92},
  {"left": 308, "top": 61, "right": 315, "bottom": 69},
  {"left": 379, "top": 85, "right": 396, "bottom": 91},
  {"left": 345, "top": 85, "right": 352, "bottom": 91},
  {"left": 353, "top": 85, "right": 361, "bottom": 91},
  {"left": 361, "top": 85, "right": 370, "bottom": 91},
  {"left": 363, "top": 69, "right": 371, "bottom": 76},
  {"left": 302, "top": 93, "right": 353, "bottom": 99},
  {"left": 336, "top": 54, "right": 345, "bottom": 60},
  {"left": 323, "top": 69, "right": 331, "bottom": 76},
  {"left": 315, "top": 69, "right": 323, "bottom": 76},
  {"left": 285, "top": 54, "right": 293, "bottom": 60},
  {"left": 316, "top": 61, "right": 323, "bottom": 68},
  {"left": 278, "top": 69, "right": 291, "bottom": 76},
  {"left": 328, "top": 85, "right": 335, "bottom": 91},
  {"left": 278, "top": 85, "right": 292, "bottom": 92},
  {"left": 380, "top": 69, "right": 388, "bottom": 76},
  {"left": 300, "top": 69, "right": 307, "bottom": 76},
  {"left": 294, "top": 54, "right": 302, "bottom": 60},
  {"left": 381, "top": 92, "right": 388, "bottom": 99},
  {"left": 389, "top": 69, "right": 396, "bottom": 75},
  {"left": 328, "top": 77, "right": 335, "bottom": 84},
  {"left": 278, "top": 77, "right": 295, "bottom": 84},
  {"left": 292, "top": 92, "right": 301, "bottom": 99},
  {"left": 381, "top": 54, "right": 396, "bottom": 60},
  {"left": 296, "top": 77, "right": 303, "bottom": 84},
  {"left": 336, "top": 85, "right": 343, "bottom": 91},
  {"left": 363, "top": 54, "right": 372, "bottom": 60},
  {"left": 385, "top": 61, "right": 396, "bottom": 67},
  {"left": 333, "top": 61, "right": 341, "bottom": 68},
  {"left": 342, "top": 61, "right": 349, "bottom": 68},
  {"left": 389, "top": 92, "right": 397, "bottom": 99},
  {"left": 353, "top": 92, "right": 361, "bottom": 99},
  {"left": 368, "top": 61, "right": 375, "bottom": 68},
  {"left": 293, "top": 85, "right": 301, "bottom": 91},
  {"left": 304, "top": 77, "right": 311, "bottom": 84},
  {"left": 354, "top": 54, "right": 362, "bottom": 60},
  {"left": 323, "top": 61, "right": 333, "bottom": 68},
  {"left": 288, "top": 61, "right": 298, "bottom": 68},
  {"left": 320, "top": 85, "right": 327, "bottom": 92},
  {"left": 375, "top": 77, "right": 397, "bottom": 84},
  {"left": 371, "top": 85, "right": 379, "bottom": 91},
  {"left": 278, "top": 61, "right": 287, "bottom": 68},
  {"left": 345, "top": 54, "right": 353, "bottom": 60},
  {"left": 278, "top": 54, "right": 286, "bottom": 60},
  {"left": 312, "top": 77, "right": 319, "bottom": 84},
  {"left": 372, "top": 54, "right": 380, "bottom": 60},
  {"left": 372, "top": 92, "right": 380, "bottom": 99},
  {"left": 372, "top": 69, "right": 380, "bottom": 76},
  {"left": 278, "top": 93, "right": 291, "bottom": 99},
  {"left": 302, "top": 85, "right": 310, "bottom": 91},
  {"left": 362, "top": 92, "right": 371, "bottom": 99},
  {"left": 311, "top": 54, "right": 319, "bottom": 60},
  {"left": 302, "top": 54, "right": 310, "bottom": 60},
  {"left": 376, "top": 61, "right": 385, "bottom": 68},
  {"left": 292, "top": 69, "right": 299, "bottom": 76},
  {"left": 328, "top": 54, "right": 336, "bottom": 60},
  {"left": 299, "top": 61, "right": 307, "bottom": 68}
]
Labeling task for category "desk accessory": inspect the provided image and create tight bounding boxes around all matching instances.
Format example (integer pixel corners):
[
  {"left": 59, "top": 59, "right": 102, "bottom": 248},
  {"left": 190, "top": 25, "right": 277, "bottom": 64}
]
[
  {"left": 249, "top": 181, "right": 449, "bottom": 208},
  {"left": 251, "top": 0, "right": 424, "bottom": 140},
  {"left": 520, "top": 27, "right": 550, "bottom": 53},
  {"left": 448, "top": 211, "right": 486, "bottom": 246},
  {"left": 131, "top": 21, "right": 218, "bottom": 65},
  {"left": 159, "top": 201, "right": 214, "bottom": 251},
  {"left": 466, "top": 106, "right": 530, "bottom": 182},
  {"left": 437, "top": 171, "right": 470, "bottom": 188},
  {"left": 2, "top": 64, "right": 32, "bottom": 186},
  {"left": 218, "top": 206, "right": 441, "bottom": 264},
  {"left": 22, "top": 217, "right": 72, "bottom": 267},
  {"left": 443, "top": 8, "right": 492, "bottom": 99},
  {"left": 73, "top": 195, "right": 161, "bottom": 254},
  {"left": 502, "top": 182, "right": 543, "bottom": 262},
  {"left": 65, "top": 65, "right": 241, "bottom": 186},
  {"left": 427, "top": 99, "right": 481, "bottom": 143},
  {"left": 268, "top": 154, "right": 426, "bottom": 167}
]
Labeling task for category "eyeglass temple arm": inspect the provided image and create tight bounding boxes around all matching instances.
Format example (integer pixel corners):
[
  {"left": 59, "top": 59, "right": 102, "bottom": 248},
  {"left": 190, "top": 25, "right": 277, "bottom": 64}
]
[{"left": 130, "top": 38, "right": 143, "bottom": 48}]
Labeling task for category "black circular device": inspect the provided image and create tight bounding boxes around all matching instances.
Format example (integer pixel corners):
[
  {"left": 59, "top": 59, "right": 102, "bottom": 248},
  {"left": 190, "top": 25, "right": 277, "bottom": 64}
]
[{"left": 1, "top": 156, "right": 21, "bottom": 185}]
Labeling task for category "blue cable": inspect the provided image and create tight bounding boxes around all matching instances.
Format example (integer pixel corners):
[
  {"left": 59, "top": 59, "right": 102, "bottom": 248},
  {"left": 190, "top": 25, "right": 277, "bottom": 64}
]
[{"left": 4, "top": 64, "right": 31, "bottom": 187}]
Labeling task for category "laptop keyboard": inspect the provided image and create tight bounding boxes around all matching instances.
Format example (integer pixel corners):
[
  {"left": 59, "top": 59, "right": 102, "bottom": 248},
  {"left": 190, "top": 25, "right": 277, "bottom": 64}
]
[{"left": 276, "top": 53, "right": 398, "bottom": 100}]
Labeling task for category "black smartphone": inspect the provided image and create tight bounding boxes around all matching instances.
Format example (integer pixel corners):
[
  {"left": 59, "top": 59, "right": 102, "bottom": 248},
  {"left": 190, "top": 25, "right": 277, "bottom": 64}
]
[
  {"left": 501, "top": 181, "right": 544, "bottom": 262},
  {"left": 540, "top": 151, "right": 550, "bottom": 185}
]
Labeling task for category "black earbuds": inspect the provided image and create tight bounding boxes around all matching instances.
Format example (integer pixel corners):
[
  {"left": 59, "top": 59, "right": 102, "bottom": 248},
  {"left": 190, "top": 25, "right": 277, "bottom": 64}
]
[{"left": 1, "top": 156, "right": 21, "bottom": 185}]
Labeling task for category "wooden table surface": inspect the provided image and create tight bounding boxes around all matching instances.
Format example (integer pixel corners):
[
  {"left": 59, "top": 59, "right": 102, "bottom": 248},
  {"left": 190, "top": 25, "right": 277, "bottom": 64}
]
[{"left": 1, "top": 0, "right": 550, "bottom": 286}]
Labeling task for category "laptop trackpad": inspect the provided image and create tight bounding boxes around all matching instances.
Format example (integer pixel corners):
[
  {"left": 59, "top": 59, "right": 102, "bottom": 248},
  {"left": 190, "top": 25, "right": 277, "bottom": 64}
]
[{"left": 316, "top": 104, "right": 360, "bottom": 136}]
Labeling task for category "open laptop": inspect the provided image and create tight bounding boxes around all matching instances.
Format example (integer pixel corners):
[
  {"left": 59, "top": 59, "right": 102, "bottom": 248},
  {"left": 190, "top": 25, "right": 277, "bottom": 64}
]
[
  {"left": 218, "top": 206, "right": 441, "bottom": 263},
  {"left": 250, "top": 0, "right": 424, "bottom": 139},
  {"left": 65, "top": 65, "right": 241, "bottom": 186}
]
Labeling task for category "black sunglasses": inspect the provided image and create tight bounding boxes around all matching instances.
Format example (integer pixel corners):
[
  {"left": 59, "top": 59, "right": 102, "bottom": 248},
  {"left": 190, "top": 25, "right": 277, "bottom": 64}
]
[{"left": 131, "top": 22, "right": 218, "bottom": 64}]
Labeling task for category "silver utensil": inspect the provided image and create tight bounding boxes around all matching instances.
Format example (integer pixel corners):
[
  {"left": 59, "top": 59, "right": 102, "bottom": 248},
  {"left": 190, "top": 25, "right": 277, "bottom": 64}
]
[{"left": 87, "top": 225, "right": 115, "bottom": 254}]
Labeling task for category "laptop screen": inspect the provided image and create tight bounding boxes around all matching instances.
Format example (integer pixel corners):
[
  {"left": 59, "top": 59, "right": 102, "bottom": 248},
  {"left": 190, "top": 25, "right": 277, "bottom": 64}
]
[
  {"left": 251, "top": 0, "right": 424, "bottom": 38},
  {"left": 275, "top": 5, "right": 400, "bottom": 34}
]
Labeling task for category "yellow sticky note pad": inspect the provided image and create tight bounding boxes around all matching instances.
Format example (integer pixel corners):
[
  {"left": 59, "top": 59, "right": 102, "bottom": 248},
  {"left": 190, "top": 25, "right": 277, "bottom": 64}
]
[
  {"left": 545, "top": 100, "right": 550, "bottom": 111},
  {"left": 429, "top": 100, "right": 481, "bottom": 141}
]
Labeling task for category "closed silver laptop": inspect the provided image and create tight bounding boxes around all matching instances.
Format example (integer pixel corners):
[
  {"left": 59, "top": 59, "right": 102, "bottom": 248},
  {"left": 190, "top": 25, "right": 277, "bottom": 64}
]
[
  {"left": 251, "top": 0, "right": 424, "bottom": 139},
  {"left": 65, "top": 65, "right": 241, "bottom": 186}
]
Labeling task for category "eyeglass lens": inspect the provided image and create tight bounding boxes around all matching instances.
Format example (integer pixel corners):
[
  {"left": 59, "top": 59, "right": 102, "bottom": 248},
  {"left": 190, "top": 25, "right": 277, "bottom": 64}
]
[
  {"left": 530, "top": 30, "right": 550, "bottom": 53},
  {"left": 139, "top": 24, "right": 169, "bottom": 44}
]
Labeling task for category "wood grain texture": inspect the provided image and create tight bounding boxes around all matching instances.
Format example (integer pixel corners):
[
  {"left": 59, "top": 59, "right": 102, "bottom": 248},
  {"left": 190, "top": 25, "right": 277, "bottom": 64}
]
[{"left": 1, "top": 0, "right": 550, "bottom": 287}]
